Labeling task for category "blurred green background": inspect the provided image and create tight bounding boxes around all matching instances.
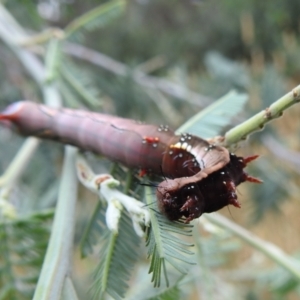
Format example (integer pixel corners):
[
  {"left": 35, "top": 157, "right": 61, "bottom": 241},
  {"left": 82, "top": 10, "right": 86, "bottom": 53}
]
[{"left": 0, "top": 0, "right": 300, "bottom": 299}]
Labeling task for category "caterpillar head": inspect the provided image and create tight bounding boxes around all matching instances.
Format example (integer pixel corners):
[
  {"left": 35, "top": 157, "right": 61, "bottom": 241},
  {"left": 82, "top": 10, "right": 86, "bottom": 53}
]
[{"left": 156, "top": 154, "right": 261, "bottom": 223}]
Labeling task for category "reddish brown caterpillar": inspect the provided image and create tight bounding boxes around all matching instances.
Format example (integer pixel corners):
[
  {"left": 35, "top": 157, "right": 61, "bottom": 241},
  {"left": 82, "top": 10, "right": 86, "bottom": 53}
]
[
  {"left": 0, "top": 101, "right": 261, "bottom": 222},
  {"left": 157, "top": 154, "right": 260, "bottom": 222}
]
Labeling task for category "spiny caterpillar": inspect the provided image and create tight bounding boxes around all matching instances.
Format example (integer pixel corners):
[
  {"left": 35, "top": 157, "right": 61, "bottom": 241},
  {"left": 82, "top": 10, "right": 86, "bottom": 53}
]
[{"left": 0, "top": 101, "right": 261, "bottom": 222}]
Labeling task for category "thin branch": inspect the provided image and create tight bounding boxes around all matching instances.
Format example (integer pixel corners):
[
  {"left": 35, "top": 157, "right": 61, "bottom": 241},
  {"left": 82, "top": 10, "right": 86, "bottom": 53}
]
[
  {"left": 224, "top": 85, "right": 300, "bottom": 146},
  {"left": 61, "top": 276, "right": 80, "bottom": 300},
  {"left": 0, "top": 137, "right": 40, "bottom": 188},
  {"left": 203, "top": 213, "right": 300, "bottom": 279},
  {"left": 33, "top": 146, "right": 78, "bottom": 300},
  {"left": 18, "top": 28, "right": 64, "bottom": 47}
]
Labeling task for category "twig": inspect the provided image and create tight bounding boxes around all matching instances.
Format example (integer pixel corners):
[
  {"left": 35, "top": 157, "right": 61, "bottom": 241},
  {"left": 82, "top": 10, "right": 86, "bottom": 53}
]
[
  {"left": 61, "top": 276, "right": 80, "bottom": 300},
  {"left": 33, "top": 146, "right": 78, "bottom": 300},
  {"left": 224, "top": 85, "right": 300, "bottom": 146},
  {"left": 0, "top": 137, "right": 40, "bottom": 188}
]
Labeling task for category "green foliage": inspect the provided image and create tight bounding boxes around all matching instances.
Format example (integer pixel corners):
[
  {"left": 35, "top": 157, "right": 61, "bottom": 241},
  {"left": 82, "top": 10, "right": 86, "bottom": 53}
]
[
  {"left": 92, "top": 210, "right": 140, "bottom": 300},
  {"left": 0, "top": 211, "right": 53, "bottom": 300},
  {"left": 204, "top": 51, "right": 250, "bottom": 91},
  {"left": 261, "top": 261, "right": 300, "bottom": 296},
  {"left": 250, "top": 157, "right": 292, "bottom": 221},
  {"left": 79, "top": 166, "right": 143, "bottom": 298},
  {"left": 4, "top": 0, "right": 43, "bottom": 30},
  {"left": 192, "top": 223, "right": 243, "bottom": 299},
  {"left": 79, "top": 201, "right": 106, "bottom": 258},
  {"left": 176, "top": 91, "right": 248, "bottom": 138},
  {"left": 64, "top": 0, "right": 126, "bottom": 38},
  {"left": 146, "top": 284, "right": 182, "bottom": 300},
  {"left": 0, "top": 0, "right": 300, "bottom": 299}
]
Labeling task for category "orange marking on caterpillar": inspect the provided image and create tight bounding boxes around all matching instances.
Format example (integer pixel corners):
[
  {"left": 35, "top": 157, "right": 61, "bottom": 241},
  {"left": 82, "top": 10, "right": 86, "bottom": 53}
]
[
  {"left": 139, "top": 168, "right": 147, "bottom": 177},
  {"left": 143, "top": 136, "right": 160, "bottom": 143}
]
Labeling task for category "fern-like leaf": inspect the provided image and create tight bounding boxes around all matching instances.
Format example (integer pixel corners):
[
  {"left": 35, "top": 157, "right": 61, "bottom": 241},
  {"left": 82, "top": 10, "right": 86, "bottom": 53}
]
[
  {"left": 176, "top": 91, "right": 248, "bottom": 138},
  {"left": 64, "top": 0, "right": 126, "bottom": 38},
  {"left": 79, "top": 201, "right": 107, "bottom": 258},
  {"left": 144, "top": 187, "right": 195, "bottom": 288},
  {"left": 92, "top": 210, "right": 140, "bottom": 300}
]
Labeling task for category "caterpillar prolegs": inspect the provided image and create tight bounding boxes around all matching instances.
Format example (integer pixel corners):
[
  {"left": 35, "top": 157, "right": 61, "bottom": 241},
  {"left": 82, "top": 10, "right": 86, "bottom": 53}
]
[{"left": 0, "top": 101, "right": 261, "bottom": 222}]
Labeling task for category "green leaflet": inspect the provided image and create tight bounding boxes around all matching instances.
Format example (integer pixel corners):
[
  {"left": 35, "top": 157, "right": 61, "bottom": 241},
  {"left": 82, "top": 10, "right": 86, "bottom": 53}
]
[
  {"left": 64, "top": 0, "right": 126, "bottom": 38},
  {"left": 91, "top": 211, "right": 140, "bottom": 300},
  {"left": 79, "top": 201, "right": 107, "bottom": 258},
  {"left": 146, "top": 284, "right": 181, "bottom": 300},
  {"left": 144, "top": 187, "right": 195, "bottom": 288},
  {"left": 81, "top": 166, "right": 141, "bottom": 299},
  {"left": 176, "top": 90, "right": 248, "bottom": 138}
]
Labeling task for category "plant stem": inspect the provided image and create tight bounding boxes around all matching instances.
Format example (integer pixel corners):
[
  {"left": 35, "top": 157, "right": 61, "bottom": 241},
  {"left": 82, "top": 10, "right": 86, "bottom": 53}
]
[
  {"left": 204, "top": 213, "right": 300, "bottom": 279},
  {"left": 33, "top": 146, "right": 78, "bottom": 300},
  {"left": 0, "top": 137, "right": 40, "bottom": 188},
  {"left": 224, "top": 85, "right": 300, "bottom": 146},
  {"left": 61, "top": 276, "right": 79, "bottom": 300}
]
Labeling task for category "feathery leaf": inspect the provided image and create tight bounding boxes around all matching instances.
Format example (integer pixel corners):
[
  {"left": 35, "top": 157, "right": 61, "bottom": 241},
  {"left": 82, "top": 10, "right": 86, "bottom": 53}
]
[
  {"left": 144, "top": 187, "right": 195, "bottom": 288},
  {"left": 176, "top": 91, "right": 248, "bottom": 138},
  {"left": 80, "top": 201, "right": 107, "bottom": 258},
  {"left": 65, "top": 0, "right": 126, "bottom": 38},
  {"left": 92, "top": 210, "right": 140, "bottom": 300}
]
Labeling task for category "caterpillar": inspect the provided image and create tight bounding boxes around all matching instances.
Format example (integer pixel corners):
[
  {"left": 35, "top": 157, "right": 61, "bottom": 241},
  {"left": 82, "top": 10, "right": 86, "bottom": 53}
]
[{"left": 0, "top": 101, "right": 261, "bottom": 222}]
